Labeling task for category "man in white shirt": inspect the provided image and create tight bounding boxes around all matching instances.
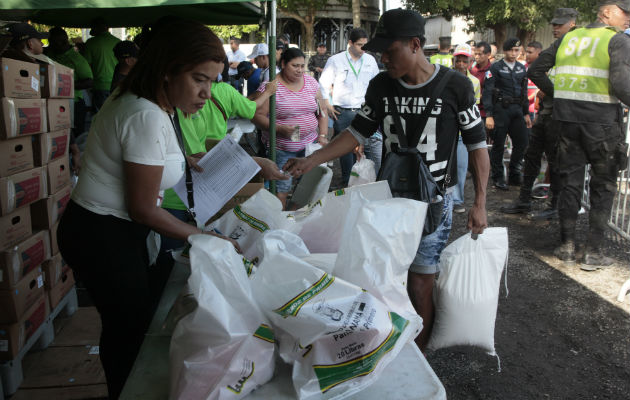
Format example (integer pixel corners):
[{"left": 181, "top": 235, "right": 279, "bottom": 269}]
[
  {"left": 227, "top": 36, "right": 247, "bottom": 93},
  {"left": 319, "top": 28, "right": 381, "bottom": 186}
]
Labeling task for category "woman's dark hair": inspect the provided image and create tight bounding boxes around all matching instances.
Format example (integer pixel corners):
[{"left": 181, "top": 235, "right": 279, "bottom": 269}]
[
  {"left": 280, "top": 47, "right": 305, "bottom": 68},
  {"left": 117, "top": 19, "right": 225, "bottom": 110}
]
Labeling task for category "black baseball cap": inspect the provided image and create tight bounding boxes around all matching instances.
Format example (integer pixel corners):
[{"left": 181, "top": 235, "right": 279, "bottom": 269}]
[
  {"left": 113, "top": 40, "right": 138, "bottom": 59},
  {"left": 599, "top": 0, "right": 630, "bottom": 12},
  {"left": 275, "top": 40, "right": 285, "bottom": 50},
  {"left": 502, "top": 37, "right": 521, "bottom": 51},
  {"left": 237, "top": 61, "right": 254, "bottom": 77},
  {"left": 8, "top": 22, "right": 48, "bottom": 44},
  {"left": 551, "top": 8, "right": 579, "bottom": 24},
  {"left": 363, "top": 8, "right": 425, "bottom": 53}
]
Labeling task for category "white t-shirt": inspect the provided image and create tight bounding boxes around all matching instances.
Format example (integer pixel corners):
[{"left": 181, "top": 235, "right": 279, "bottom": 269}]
[
  {"left": 227, "top": 49, "right": 246, "bottom": 76},
  {"left": 72, "top": 91, "right": 185, "bottom": 220}
]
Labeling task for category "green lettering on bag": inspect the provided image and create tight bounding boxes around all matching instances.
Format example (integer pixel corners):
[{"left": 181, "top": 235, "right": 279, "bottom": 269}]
[
  {"left": 273, "top": 273, "right": 335, "bottom": 317},
  {"left": 253, "top": 323, "right": 275, "bottom": 343},
  {"left": 313, "top": 312, "right": 408, "bottom": 393},
  {"left": 233, "top": 205, "right": 270, "bottom": 233}
]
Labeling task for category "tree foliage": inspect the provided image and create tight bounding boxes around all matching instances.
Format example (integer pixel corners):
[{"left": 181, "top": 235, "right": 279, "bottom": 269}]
[
  {"left": 208, "top": 24, "right": 263, "bottom": 42},
  {"left": 403, "top": 0, "right": 600, "bottom": 48}
]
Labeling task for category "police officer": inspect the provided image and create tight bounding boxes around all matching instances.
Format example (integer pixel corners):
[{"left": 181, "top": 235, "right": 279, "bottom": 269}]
[
  {"left": 483, "top": 38, "right": 532, "bottom": 190},
  {"left": 501, "top": 8, "right": 578, "bottom": 217},
  {"left": 430, "top": 36, "right": 453, "bottom": 67},
  {"left": 529, "top": 0, "right": 630, "bottom": 268}
]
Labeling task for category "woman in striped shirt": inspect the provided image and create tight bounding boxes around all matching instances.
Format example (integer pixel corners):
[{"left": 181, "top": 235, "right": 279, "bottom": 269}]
[{"left": 254, "top": 47, "right": 329, "bottom": 208}]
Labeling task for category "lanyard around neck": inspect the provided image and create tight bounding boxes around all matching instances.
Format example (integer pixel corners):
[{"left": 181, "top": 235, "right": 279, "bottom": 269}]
[{"left": 346, "top": 51, "right": 363, "bottom": 78}]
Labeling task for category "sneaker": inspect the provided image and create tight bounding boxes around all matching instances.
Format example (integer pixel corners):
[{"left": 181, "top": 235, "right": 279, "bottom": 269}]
[
  {"left": 453, "top": 205, "right": 466, "bottom": 213},
  {"left": 553, "top": 241, "right": 576, "bottom": 263},
  {"left": 500, "top": 198, "right": 531, "bottom": 214},
  {"left": 528, "top": 207, "right": 558, "bottom": 220},
  {"left": 580, "top": 252, "right": 614, "bottom": 271},
  {"left": 532, "top": 185, "right": 550, "bottom": 199}
]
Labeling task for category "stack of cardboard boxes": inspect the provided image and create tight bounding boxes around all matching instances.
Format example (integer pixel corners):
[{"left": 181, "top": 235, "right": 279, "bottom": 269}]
[{"left": 0, "top": 55, "right": 75, "bottom": 361}]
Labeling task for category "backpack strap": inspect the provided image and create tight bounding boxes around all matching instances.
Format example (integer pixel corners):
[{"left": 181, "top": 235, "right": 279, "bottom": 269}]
[{"left": 210, "top": 96, "right": 227, "bottom": 122}]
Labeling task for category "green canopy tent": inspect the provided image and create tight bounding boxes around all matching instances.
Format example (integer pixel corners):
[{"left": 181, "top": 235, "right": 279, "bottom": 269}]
[
  {"left": 0, "top": 0, "right": 263, "bottom": 27},
  {"left": 0, "top": 0, "right": 280, "bottom": 191}
]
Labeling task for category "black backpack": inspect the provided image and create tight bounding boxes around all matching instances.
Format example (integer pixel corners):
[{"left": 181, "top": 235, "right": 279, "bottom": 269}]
[{"left": 377, "top": 69, "right": 456, "bottom": 236}]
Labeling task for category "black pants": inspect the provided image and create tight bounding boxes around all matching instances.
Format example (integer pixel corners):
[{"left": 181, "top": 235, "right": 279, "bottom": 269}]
[
  {"left": 555, "top": 121, "right": 620, "bottom": 245},
  {"left": 58, "top": 201, "right": 172, "bottom": 399},
  {"left": 519, "top": 113, "right": 561, "bottom": 203},
  {"left": 489, "top": 104, "right": 529, "bottom": 181}
]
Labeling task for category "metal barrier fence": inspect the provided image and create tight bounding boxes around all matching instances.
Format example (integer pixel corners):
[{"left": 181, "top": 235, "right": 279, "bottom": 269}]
[{"left": 581, "top": 108, "right": 630, "bottom": 241}]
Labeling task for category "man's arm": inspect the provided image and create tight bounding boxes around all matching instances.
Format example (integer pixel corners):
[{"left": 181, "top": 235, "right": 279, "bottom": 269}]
[
  {"left": 467, "top": 148, "right": 489, "bottom": 234},
  {"left": 609, "top": 33, "right": 630, "bottom": 106},
  {"left": 308, "top": 55, "right": 317, "bottom": 73},
  {"left": 318, "top": 59, "right": 340, "bottom": 119},
  {"left": 284, "top": 129, "right": 359, "bottom": 175},
  {"left": 528, "top": 38, "right": 562, "bottom": 96},
  {"left": 481, "top": 64, "right": 496, "bottom": 117}
]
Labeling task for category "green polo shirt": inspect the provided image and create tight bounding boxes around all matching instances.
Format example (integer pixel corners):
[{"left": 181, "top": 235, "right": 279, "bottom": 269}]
[
  {"left": 83, "top": 32, "right": 120, "bottom": 91},
  {"left": 161, "top": 82, "right": 257, "bottom": 210},
  {"left": 49, "top": 47, "right": 93, "bottom": 101}
]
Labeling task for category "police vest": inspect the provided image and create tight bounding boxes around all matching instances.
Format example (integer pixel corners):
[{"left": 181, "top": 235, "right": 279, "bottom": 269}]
[
  {"left": 430, "top": 53, "right": 453, "bottom": 67},
  {"left": 554, "top": 26, "right": 617, "bottom": 104}
]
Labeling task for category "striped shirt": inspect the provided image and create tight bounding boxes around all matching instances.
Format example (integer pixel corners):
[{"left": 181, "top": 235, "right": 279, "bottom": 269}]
[{"left": 259, "top": 75, "right": 319, "bottom": 152}]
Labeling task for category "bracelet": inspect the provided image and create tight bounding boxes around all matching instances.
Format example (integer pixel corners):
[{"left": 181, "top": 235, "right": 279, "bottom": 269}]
[{"left": 319, "top": 134, "right": 327, "bottom": 137}]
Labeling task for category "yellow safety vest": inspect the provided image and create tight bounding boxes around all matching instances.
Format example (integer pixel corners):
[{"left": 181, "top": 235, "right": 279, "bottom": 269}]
[{"left": 554, "top": 26, "right": 618, "bottom": 104}]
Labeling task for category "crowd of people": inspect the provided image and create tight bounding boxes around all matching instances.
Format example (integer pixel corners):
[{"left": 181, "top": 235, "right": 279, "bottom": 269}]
[{"left": 3, "top": 1, "right": 628, "bottom": 397}]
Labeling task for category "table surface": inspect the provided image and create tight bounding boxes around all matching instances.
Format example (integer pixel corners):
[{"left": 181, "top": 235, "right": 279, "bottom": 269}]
[{"left": 120, "top": 263, "right": 446, "bottom": 400}]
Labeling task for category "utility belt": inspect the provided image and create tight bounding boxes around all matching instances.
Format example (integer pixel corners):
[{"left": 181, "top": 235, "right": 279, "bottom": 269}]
[{"left": 498, "top": 96, "right": 522, "bottom": 108}]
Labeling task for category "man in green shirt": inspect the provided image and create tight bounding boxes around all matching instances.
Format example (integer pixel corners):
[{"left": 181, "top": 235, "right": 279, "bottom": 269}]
[
  {"left": 82, "top": 18, "right": 120, "bottom": 111},
  {"left": 430, "top": 36, "right": 453, "bottom": 67},
  {"left": 47, "top": 27, "right": 94, "bottom": 136},
  {"left": 160, "top": 80, "right": 277, "bottom": 252}
]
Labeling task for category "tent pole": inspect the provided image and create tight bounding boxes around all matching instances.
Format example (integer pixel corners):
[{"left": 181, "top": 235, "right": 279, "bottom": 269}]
[{"left": 269, "top": 0, "right": 277, "bottom": 194}]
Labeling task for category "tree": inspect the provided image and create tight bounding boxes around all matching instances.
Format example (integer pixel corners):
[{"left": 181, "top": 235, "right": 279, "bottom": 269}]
[
  {"left": 403, "top": 0, "right": 598, "bottom": 51},
  {"left": 352, "top": 0, "right": 361, "bottom": 28},
  {"left": 278, "top": 0, "right": 330, "bottom": 54}
]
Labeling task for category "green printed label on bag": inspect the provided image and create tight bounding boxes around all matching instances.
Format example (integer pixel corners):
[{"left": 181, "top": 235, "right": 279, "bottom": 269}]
[
  {"left": 243, "top": 257, "right": 256, "bottom": 277},
  {"left": 253, "top": 323, "right": 275, "bottom": 343},
  {"left": 313, "top": 312, "right": 408, "bottom": 393},
  {"left": 333, "top": 189, "right": 345, "bottom": 196},
  {"left": 226, "top": 360, "right": 255, "bottom": 394},
  {"left": 274, "top": 273, "right": 335, "bottom": 318},
  {"left": 350, "top": 172, "right": 359, "bottom": 177},
  {"left": 233, "top": 206, "right": 269, "bottom": 233}
]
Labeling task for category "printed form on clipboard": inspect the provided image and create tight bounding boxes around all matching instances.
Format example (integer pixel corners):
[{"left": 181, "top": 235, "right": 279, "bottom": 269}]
[{"left": 172, "top": 136, "right": 261, "bottom": 224}]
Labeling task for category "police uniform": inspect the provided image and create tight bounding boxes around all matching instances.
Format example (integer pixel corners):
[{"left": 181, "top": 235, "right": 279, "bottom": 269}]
[
  {"left": 481, "top": 40, "right": 529, "bottom": 188},
  {"left": 528, "top": 8, "right": 630, "bottom": 264},
  {"left": 503, "top": 8, "right": 579, "bottom": 217}
]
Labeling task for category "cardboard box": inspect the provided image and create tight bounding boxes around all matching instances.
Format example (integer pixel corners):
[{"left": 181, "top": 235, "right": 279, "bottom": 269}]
[
  {"left": 32, "top": 129, "right": 70, "bottom": 166},
  {"left": 41, "top": 252, "right": 68, "bottom": 288},
  {"left": 49, "top": 220, "right": 59, "bottom": 256},
  {"left": 39, "top": 61, "right": 74, "bottom": 99},
  {"left": 0, "top": 294, "right": 48, "bottom": 361},
  {"left": 0, "top": 136, "right": 33, "bottom": 177},
  {"left": 46, "top": 99, "right": 72, "bottom": 132},
  {"left": 30, "top": 184, "right": 71, "bottom": 230},
  {"left": 48, "top": 267, "right": 74, "bottom": 310},
  {"left": 0, "top": 266, "right": 45, "bottom": 323},
  {"left": 0, "top": 207, "right": 31, "bottom": 250},
  {"left": 0, "top": 231, "right": 50, "bottom": 289},
  {"left": 0, "top": 97, "right": 47, "bottom": 139},
  {"left": 0, "top": 58, "right": 41, "bottom": 99},
  {"left": 0, "top": 167, "right": 47, "bottom": 215},
  {"left": 46, "top": 156, "right": 70, "bottom": 196},
  {"left": 205, "top": 176, "right": 265, "bottom": 225}
]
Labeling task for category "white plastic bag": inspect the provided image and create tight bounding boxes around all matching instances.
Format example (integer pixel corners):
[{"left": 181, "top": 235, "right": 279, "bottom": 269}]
[
  {"left": 289, "top": 181, "right": 392, "bottom": 253},
  {"left": 252, "top": 230, "right": 422, "bottom": 400},
  {"left": 207, "top": 188, "right": 295, "bottom": 260},
  {"left": 333, "top": 198, "right": 427, "bottom": 317},
  {"left": 348, "top": 157, "right": 376, "bottom": 187},
  {"left": 427, "top": 227, "right": 509, "bottom": 355},
  {"left": 169, "top": 235, "right": 276, "bottom": 400}
]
